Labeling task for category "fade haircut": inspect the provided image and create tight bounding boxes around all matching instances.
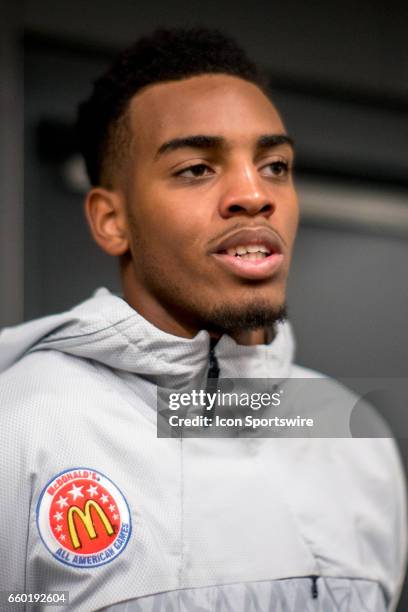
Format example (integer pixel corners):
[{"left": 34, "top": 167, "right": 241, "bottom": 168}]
[{"left": 77, "top": 27, "right": 269, "bottom": 187}]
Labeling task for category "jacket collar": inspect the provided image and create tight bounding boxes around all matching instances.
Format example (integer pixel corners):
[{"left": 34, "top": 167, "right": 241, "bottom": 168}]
[{"left": 0, "top": 288, "right": 295, "bottom": 388}]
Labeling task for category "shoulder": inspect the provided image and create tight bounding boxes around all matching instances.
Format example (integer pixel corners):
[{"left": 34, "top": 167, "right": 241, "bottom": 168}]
[
  {"left": 290, "top": 365, "right": 407, "bottom": 599},
  {"left": 290, "top": 363, "right": 326, "bottom": 378},
  {"left": 0, "top": 349, "right": 101, "bottom": 410},
  {"left": 0, "top": 350, "right": 112, "bottom": 457},
  {"left": 290, "top": 363, "right": 393, "bottom": 435},
  {"left": 290, "top": 362, "right": 406, "bottom": 507}
]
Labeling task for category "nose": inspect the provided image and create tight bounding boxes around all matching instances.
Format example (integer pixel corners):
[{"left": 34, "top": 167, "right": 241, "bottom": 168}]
[{"left": 218, "top": 162, "right": 275, "bottom": 219}]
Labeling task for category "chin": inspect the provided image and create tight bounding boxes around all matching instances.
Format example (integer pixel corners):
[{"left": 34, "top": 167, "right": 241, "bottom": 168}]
[{"left": 200, "top": 297, "right": 287, "bottom": 333}]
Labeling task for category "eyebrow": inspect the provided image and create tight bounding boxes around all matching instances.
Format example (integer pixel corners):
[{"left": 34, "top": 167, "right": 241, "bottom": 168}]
[
  {"left": 155, "top": 133, "right": 295, "bottom": 158},
  {"left": 257, "top": 134, "right": 295, "bottom": 150}
]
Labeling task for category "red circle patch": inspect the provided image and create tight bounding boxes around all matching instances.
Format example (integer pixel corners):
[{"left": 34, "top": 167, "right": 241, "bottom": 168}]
[
  {"left": 37, "top": 468, "right": 132, "bottom": 568},
  {"left": 49, "top": 477, "right": 121, "bottom": 554}
]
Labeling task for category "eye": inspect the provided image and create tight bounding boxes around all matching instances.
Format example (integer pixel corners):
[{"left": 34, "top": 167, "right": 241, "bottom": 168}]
[
  {"left": 261, "top": 159, "right": 290, "bottom": 178},
  {"left": 174, "top": 163, "right": 214, "bottom": 179}
]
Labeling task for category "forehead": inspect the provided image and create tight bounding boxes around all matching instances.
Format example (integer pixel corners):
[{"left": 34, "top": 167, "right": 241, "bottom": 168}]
[{"left": 128, "top": 74, "right": 286, "bottom": 156}]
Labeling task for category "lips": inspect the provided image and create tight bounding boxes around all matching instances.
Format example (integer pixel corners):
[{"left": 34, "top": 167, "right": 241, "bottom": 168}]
[
  {"left": 210, "top": 227, "right": 284, "bottom": 281},
  {"left": 212, "top": 227, "right": 283, "bottom": 256}
]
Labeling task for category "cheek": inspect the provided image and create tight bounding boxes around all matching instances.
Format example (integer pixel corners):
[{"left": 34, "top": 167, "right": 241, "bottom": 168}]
[
  {"left": 281, "top": 193, "right": 299, "bottom": 246},
  {"left": 131, "top": 192, "right": 206, "bottom": 263},
  {"left": 289, "top": 208, "right": 300, "bottom": 244}
]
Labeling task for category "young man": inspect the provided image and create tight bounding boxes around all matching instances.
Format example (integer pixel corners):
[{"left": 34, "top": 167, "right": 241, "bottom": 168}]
[{"left": 0, "top": 28, "right": 406, "bottom": 611}]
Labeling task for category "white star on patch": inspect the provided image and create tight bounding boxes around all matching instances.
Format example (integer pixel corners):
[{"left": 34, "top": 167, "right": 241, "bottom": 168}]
[
  {"left": 59, "top": 534, "right": 66, "bottom": 541},
  {"left": 100, "top": 494, "right": 109, "bottom": 504},
  {"left": 53, "top": 511, "right": 63, "bottom": 521},
  {"left": 56, "top": 496, "right": 68, "bottom": 509},
  {"left": 87, "top": 484, "right": 99, "bottom": 498},
  {"left": 108, "top": 504, "right": 116, "bottom": 513},
  {"left": 68, "top": 484, "right": 84, "bottom": 501},
  {"left": 113, "top": 513, "right": 119, "bottom": 521},
  {"left": 55, "top": 524, "right": 62, "bottom": 532}
]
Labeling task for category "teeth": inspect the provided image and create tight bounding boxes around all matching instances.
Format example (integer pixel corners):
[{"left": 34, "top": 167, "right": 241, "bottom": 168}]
[
  {"left": 239, "top": 252, "right": 267, "bottom": 260},
  {"left": 226, "top": 244, "right": 270, "bottom": 256}
]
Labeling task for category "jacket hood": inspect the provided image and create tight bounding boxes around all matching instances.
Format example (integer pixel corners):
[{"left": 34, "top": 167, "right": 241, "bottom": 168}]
[{"left": 0, "top": 288, "right": 295, "bottom": 387}]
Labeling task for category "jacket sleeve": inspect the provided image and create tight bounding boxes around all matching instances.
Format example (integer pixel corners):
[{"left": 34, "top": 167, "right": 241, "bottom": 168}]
[
  {"left": 388, "top": 438, "right": 408, "bottom": 612},
  {"left": 0, "top": 372, "right": 32, "bottom": 595}
]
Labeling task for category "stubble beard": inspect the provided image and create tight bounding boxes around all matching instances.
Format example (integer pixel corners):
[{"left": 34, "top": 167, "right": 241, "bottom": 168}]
[
  {"left": 134, "top": 261, "right": 288, "bottom": 336},
  {"left": 199, "top": 299, "right": 288, "bottom": 335},
  {"left": 152, "top": 274, "right": 288, "bottom": 335}
]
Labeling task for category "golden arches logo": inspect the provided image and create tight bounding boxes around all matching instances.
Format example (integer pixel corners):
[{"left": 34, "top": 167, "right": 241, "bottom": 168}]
[{"left": 67, "top": 500, "right": 114, "bottom": 550}]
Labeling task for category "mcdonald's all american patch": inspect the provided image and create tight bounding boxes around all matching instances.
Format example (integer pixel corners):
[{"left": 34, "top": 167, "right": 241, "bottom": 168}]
[{"left": 36, "top": 467, "right": 132, "bottom": 568}]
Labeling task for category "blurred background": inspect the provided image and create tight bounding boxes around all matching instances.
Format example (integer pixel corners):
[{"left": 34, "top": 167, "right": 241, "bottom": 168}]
[{"left": 1, "top": 0, "right": 408, "bottom": 606}]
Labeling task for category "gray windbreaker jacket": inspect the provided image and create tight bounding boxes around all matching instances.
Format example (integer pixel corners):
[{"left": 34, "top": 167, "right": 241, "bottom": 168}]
[{"left": 0, "top": 288, "right": 406, "bottom": 611}]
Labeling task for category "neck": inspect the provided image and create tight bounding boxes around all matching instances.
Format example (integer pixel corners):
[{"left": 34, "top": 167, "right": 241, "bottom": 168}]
[{"left": 229, "top": 328, "right": 268, "bottom": 345}]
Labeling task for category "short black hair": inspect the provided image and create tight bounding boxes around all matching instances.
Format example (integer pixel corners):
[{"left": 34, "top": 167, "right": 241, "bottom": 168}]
[{"left": 77, "top": 27, "right": 269, "bottom": 187}]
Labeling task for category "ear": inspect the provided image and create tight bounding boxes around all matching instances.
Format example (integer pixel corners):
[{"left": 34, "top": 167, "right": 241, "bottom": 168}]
[{"left": 84, "top": 188, "right": 129, "bottom": 256}]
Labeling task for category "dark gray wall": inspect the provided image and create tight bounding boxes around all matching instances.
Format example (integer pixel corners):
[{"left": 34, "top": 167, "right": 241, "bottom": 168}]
[
  {"left": 0, "top": 0, "right": 24, "bottom": 326},
  {"left": 24, "top": 45, "right": 119, "bottom": 317},
  {"left": 23, "top": 0, "right": 408, "bottom": 97},
  {"left": 288, "top": 225, "right": 408, "bottom": 378}
]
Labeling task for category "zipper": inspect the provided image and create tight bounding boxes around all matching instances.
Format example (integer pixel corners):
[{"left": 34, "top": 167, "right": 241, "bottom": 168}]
[
  {"left": 206, "top": 343, "right": 318, "bottom": 604},
  {"left": 207, "top": 337, "right": 220, "bottom": 380},
  {"left": 310, "top": 575, "right": 319, "bottom": 599},
  {"left": 204, "top": 338, "right": 220, "bottom": 419}
]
